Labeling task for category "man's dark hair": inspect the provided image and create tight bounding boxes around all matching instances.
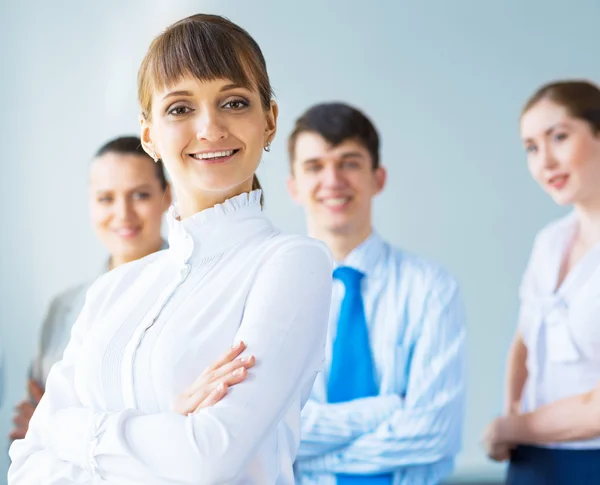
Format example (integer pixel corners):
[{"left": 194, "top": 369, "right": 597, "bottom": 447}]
[{"left": 288, "top": 102, "right": 380, "bottom": 170}]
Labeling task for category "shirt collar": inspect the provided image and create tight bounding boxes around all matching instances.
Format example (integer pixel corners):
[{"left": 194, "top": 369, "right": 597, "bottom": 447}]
[
  {"left": 166, "top": 190, "right": 270, "bottom": 264},
  {"left": 336, "top": 231, "right": 387, "bottom": 277}
]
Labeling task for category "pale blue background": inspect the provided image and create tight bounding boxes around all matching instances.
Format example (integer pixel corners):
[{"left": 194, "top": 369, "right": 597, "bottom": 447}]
[{"left": 1, "top": 0, "right": 599, "bottom": 482}]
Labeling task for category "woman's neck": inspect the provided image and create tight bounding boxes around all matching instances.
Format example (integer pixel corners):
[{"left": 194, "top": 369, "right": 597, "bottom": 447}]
[
  {"left": 574, "top": 198, "right": 600, "bottom": 248},
  {"left": 175, "top": 181, "right": 254, "bottom": 220}
]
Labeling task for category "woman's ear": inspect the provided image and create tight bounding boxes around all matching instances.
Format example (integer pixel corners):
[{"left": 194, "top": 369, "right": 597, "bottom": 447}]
[
  {"left": 140, "top": 114, "right": 158, "bottom": 160},
  {"left": 264, "top": 100, "right": 279, "bottom": 146}
]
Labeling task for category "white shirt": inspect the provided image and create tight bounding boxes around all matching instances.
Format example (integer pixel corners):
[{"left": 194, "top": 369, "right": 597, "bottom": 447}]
[
  {"left": 31, "top": 241, "right": 168, "bottom": 389},
  {"left": 519, "top": 212, "right": 600, "bottom": 449},
  {"left": 9, "top": 190, "right": 333, "bottom": 484}
]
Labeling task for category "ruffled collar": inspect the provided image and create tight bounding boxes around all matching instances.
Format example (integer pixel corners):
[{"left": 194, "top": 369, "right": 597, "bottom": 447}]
[{"left": 166, "top": 190, "right": 270, "bottom": 263}]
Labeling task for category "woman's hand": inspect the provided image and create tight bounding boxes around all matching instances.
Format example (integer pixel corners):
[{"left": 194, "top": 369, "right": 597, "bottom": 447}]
[
  {"left": 504, "top": 400, "right": 522, "bottom": 416},
  {"left": 483, "top": 416, "right": 514, "bottom": 462},
  {"left": 9, "top": 379, "right": 45, "bottom": 441},
  {"left": 173, "top": 341, "right": 255, "bottom": 415}
]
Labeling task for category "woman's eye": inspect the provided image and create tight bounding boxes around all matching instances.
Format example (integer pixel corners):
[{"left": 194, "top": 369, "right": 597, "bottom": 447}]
[
  {"left": 223, "top": 99, "right": 249, "bottom": 110},
  {"left": 167, "top": 106, "right": 192, "bottom": 116},
  {"left": 554, "top": 133, "right": 568, "bottom": 142},
  {"left": 132, "top": 192, "right": 151, "bottom": 200}
]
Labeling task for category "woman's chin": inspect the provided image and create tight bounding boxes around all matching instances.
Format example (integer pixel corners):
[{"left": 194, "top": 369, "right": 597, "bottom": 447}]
[
  {"left": 189, "top": 174, "right": 255, "bottom": 194},
  {"left": 550, "top": 192, "right": 576, "bottom": 207}
]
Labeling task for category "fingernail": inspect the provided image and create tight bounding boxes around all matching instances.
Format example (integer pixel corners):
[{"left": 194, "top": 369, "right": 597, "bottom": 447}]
[
  {"left": 232, "top": 341, "right": 243, "bottom": 349},
  {"left": 240, "top": 355, "right": 253, "bottom": 363},
  {"left": 233, "top": 368, "right": 245, "bottom": 376},
  {"left": 217, "top": 383, "right": 226, "bottom": 391}
]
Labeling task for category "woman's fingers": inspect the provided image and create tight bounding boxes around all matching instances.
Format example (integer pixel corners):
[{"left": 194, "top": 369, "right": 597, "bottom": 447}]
[
  {"left": 194, "top": 366, "right": 250, "bottom": 410},
  {"left": 9, "top": 427, "right": 27, "bottom": 441},
  {"left": 28, "top": 379, "right": 45, "bottom": 403},
  {"left": 15, "top": 401, "right": 35, "bottom": 415},
  {"left": 206, "top": 355, "right": 256, "bottom": 383},
  {"left": 175, "top": 367, "right": 250, "bottom": 415},
  {"left": 186, "top": 354, "right": 255, "bottom": 397},
  {"left": 173, "top": 344, "right": 255, "bottom": 415},
  {"left": 187, "top": 342, "right": 247, "bottom": 391},
  {"left": 196, "top": 383, "right": 229, "bottom": 409},
  {"left": 204, "top": 341, "right": 246, "bottom": 375},
  {"left": 189, "top": 367, "right": 249, "bottom": 406}
]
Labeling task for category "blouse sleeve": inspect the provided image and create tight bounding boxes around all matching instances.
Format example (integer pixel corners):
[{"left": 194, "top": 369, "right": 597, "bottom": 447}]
[
  {"left": 8, "top": 277, "right": 108, "bottom": 484},
  {"left": 13, "top": 239, "right": 333, "bottom": 485}
]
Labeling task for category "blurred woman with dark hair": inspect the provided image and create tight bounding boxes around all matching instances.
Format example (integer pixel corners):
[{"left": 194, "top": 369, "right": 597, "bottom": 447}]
[{"left": 9, "top": 135, "right": 171, "bottom": 441}]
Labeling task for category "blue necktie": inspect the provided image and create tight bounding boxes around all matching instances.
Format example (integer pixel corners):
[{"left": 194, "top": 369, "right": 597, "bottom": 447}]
[{"left": 328, "top": 266, "right": 393, "bottom": 484}]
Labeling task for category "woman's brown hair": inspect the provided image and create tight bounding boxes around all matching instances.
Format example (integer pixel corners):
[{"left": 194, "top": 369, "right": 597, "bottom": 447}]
[
  {"left": 522, "top": 80, "right": 600, "bottom": 134},
  {"left": 138, "top": 14, "right": 273, "bottom": 203}
]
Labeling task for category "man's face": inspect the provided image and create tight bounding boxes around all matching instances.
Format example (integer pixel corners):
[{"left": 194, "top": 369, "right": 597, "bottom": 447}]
[{"left": 287, "top": 132, "right": 386, "bottom": 236}]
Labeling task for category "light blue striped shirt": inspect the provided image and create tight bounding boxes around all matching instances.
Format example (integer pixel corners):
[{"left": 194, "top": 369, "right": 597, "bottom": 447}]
[{"left": 295, "top": 232, "right": 467, "bottom": 485}]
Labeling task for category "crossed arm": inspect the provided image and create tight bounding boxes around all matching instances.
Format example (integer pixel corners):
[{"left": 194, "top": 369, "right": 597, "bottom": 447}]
[
  {"left": 296, "top": 282, "right": 467, "bottom": 476},
  {"left": 9, "top": 243, "right": 333, "bottom": 485}
]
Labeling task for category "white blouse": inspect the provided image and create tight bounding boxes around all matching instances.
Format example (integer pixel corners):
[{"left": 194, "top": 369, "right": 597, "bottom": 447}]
[
  {"left": 9, "top": 190, "right": 333, "bottom": 484},
  {"left": 519, "top": 212, "right": 600, "bottom": 449}
]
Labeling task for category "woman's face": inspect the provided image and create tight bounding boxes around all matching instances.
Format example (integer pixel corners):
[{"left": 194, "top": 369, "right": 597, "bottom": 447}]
[
  {"left": 89, "top": 152, "right": 170, "bottom": 265},
  {"left": 141, "top": 76, "right": 277, "bottom": 215},
  {"left": 521, "top": 98, "right": 600, "bottom": 207}
]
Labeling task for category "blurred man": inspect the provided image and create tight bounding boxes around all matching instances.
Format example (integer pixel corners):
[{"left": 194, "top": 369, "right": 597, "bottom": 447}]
[{"left": 288, "top": 102, "right": 467, "bottom": 484}]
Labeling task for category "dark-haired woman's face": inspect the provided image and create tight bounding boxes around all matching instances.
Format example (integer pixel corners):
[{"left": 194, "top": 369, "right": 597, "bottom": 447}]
[
  {"left": 142, "top": 76, "right": 277, "bottom": 217},
  {"left": 521, "top": 99, "right": 600, "bottom": 207},
  {"left": 89, "top": 153, "right": 170, "bottom": 266}
]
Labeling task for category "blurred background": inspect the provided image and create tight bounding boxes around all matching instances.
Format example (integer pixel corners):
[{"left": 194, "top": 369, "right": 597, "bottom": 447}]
[{"left": 1, "top": 0, "right": 599, "bottom": 483}]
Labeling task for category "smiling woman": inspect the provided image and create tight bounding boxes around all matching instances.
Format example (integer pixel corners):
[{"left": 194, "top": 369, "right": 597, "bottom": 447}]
[
  {"left": 89, "top": 137, "right": 171, "bottom": 269},
  {"left": 8, "top": 13, "right": 333, "bottom": 485},
  {"left": 483, "top": 80, "right": 600, "bottom": 484},
  {"left": 137, "top": 13, "right": 275, "bottom": 212}
]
